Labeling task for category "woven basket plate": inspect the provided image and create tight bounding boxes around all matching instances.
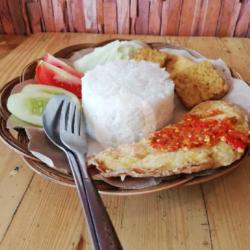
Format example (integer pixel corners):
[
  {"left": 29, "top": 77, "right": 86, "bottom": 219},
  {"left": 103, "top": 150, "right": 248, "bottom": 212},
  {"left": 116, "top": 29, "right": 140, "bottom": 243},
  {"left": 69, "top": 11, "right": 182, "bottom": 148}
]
[{"left": 0, "top": 40, "right": 249, "bottom": 196}]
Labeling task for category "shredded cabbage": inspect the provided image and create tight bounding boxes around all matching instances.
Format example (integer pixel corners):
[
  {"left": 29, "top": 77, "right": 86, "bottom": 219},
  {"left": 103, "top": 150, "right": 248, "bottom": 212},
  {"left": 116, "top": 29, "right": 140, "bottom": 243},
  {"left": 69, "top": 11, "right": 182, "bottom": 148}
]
[{"left": 73, "top": 40, "right": 147, "bottom": 72}]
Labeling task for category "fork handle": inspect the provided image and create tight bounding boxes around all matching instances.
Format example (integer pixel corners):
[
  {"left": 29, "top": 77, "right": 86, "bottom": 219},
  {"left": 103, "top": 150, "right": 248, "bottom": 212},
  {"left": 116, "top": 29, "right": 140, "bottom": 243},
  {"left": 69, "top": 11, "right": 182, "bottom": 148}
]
[
  {"left": 75, "top": 153, "right": 123, "bottom": 250},
  {"left": 66, "top": 152, "right": 100, "bottom": 250}
]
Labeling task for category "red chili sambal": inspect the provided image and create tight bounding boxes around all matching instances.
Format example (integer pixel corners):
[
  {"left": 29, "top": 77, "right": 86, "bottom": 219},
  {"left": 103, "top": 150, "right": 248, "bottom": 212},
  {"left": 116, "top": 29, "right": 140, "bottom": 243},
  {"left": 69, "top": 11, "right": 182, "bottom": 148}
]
[{"left": 150, "top": 110, "right": 250, "bottom": 152}]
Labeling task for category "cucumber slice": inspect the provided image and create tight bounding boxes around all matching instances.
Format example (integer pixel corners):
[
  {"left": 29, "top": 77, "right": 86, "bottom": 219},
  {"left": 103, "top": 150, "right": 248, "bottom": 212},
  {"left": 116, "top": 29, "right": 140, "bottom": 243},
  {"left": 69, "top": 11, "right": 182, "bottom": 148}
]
[
  {"left": 7, "top": 92, "right": 54, "bottom": 126},
  {"left": 22, "top": 84, "right": 80, "bottom": 105}
]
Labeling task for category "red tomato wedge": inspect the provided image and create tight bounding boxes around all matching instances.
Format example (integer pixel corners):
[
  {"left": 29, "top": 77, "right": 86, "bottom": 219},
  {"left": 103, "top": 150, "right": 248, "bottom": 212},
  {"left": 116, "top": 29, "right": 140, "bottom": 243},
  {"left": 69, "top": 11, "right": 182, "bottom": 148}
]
[
  {"left": 35, "top": 60, "right": 82, "bottom": 98},
  {"left": 43, "top": 53, "right": 84, "bottom": 78}
]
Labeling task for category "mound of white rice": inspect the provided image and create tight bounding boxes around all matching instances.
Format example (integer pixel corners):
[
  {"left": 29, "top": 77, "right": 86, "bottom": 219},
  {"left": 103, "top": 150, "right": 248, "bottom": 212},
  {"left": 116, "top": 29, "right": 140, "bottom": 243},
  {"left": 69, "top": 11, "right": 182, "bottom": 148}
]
[{"left": 82, "top": 60, "right": 175, "bottom": 147}]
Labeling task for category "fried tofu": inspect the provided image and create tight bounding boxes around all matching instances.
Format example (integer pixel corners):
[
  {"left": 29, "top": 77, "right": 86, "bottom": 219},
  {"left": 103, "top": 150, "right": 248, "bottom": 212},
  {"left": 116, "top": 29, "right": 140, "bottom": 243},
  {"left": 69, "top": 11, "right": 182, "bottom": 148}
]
[
  {"left": 132, "top": 47, "right": 168, "bottom": 67},
  {"left": 165, "top": 53, "right": 196, "bottom": 77},
  {"left": 173, "top": 61, "right": 229, "bottom": 109}
]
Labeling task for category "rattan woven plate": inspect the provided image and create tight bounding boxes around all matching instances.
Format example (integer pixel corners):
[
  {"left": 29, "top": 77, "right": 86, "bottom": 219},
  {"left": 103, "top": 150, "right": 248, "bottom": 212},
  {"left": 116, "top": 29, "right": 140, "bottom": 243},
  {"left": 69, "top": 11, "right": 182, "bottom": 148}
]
[{"left": 0, "top": 40, "right": 249, "bottom": 196}]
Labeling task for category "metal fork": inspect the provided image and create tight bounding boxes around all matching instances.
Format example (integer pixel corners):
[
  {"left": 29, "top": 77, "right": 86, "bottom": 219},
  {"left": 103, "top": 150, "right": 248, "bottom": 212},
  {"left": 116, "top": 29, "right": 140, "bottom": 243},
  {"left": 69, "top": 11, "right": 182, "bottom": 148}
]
[{"left": 59, "top": 97, "right": 122, "bottom": 250}]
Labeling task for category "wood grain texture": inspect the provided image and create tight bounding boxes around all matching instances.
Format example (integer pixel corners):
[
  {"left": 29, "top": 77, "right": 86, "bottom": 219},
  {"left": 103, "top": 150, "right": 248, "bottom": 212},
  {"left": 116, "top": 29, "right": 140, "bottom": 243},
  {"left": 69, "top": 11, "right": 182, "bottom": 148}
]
[
  {"left": 51, "top": 0, "right": 67, "bottom": 32},
  {"left": 216, "top": 0, "right": 241, "bottom": 36},
  {"left": 39, "top": 0, "right": 55, "bottom": 32},
  {"left": 117, "top": 0, "right": 130, "bottom": 34},
  {"left": 0, "top": 19, "right": 3, "bottom": 34},
  {"left": 20, "top": 0, "right": 31, "bottom": 35},
  {"left": 0, "top": 0, "right": 249, "bottom": 36},
  {"left": 161, "top": 0, "right": 183, "bottom": 35},
  {"left": 0, "top": 0, "right": 15, "bottom": 34},
  {"left": 7, "top": 0, "right": 27, "bottom": 35},
  {"left": 27, "top": 2, "right": 43, "bottom": 33},
  {"left": 67, "top": 0, "right": 86, "bottom": 32},
  {"left": 130, "top": 0, "right": 137, "bottom": 34},
  {"left": 135, "top": 0, "right": 150, "bottom": 35},
  {"left": 103, "top": 0, "right": 117, "bottom": 34},
  {"left": 198, "top": 0, "right": 222, "bottom": 36},
  {"left": 179, "top": 0, "right": 203, "bottom": 36},
  {"left": 148, "top": 0, "right": 162, "bottom": 35},
  {"left": 96, "top": 0, "right": 104, "bottom": 33},
  {"left": 0, "top": 35, "right": 27, "bottom": 61},
  {"left": 235, "top": 0, "right": 250, "bottom": 37},
  {"left": 83, "top": 0, "right": 98, "bottom": 32}
]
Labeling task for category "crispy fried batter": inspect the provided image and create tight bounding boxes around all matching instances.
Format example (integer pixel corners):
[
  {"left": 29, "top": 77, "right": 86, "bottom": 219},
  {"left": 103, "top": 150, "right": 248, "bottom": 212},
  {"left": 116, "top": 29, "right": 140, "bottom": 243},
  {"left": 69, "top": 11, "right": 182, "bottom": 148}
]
[
  {"left": 173, "top": 61, "right": 229, "bottom": 109},
  {"left": 165, "top": 53, "right": 196, "bottom": 77},
  {"left": 132, "top": 47, "right": 168, "bottom": 67}
]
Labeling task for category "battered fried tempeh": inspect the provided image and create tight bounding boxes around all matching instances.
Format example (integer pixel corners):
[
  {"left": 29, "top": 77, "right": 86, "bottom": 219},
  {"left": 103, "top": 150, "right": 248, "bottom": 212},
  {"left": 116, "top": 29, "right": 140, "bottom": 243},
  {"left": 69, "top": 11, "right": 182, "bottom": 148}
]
[{"left": 173, "top": 61, "right": 229, "bottom": 109}]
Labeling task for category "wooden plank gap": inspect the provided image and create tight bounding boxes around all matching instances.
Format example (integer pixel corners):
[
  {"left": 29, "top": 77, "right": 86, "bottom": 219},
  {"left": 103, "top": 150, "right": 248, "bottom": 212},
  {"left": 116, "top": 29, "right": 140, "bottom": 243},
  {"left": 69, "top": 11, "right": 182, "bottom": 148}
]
[
  {"left": 26, "top": 2, "right": 43, "bottom": 33},
  {"left": 0, "top": 16, "right": 3, "bottom": 34},
  {"left": 179, "top": 0, "right": 201, "bottom": 36},
  {"left": 135, "top": 0, "right": 150, "bottom": 34},
  {"left": 39, "top": 0, "right": 55, "bottom": 32},
  {"left": 190, "top": 0, "right": 203, "bottom": 35},
  {"left": 228, "top": 1, "right": 242, "bottom": 36},
  {"left": 235, "top": 0, "right": 250, "bottom": 37},
  {"left": 0, "top": 174, "right": 34, "bottom": 245},
  {"left": 65, "top": 0, "right": 74, "bottom": 32},
  {"left": 68, "top": 0, "right": 86, "bottom": 32},
  {"left": 117, "top": 0, "right": 130, "bottom": 34},
  {"left": 200, "top": 185, "right": 214, "bottom": 250},
  {"left": 216, "top": 0, "right": 236, "bottom": 36},
  {"left": 20, "top": 0, "right": 31, "bottom": 35},
  {"left": 130, "top": 0, "right": 138, "bottom": 34},
  {"left": 161, "top": 0, "right": 183, "bottom": 35},
  {"left": 7, "top": 0, "right": 27, "bottom": 35},
  {"left": 51, "top": 0, "right": 67, "bottom": 32},
  {"left": 96, "top": 0, "right": 104, "bottom": 33},
  {"left": 103, "top": 0, "right": 117, "bottom": 34},
  {"left": 148, "top": 0, "right": 162, "bottom": 35},
  {"left": 83, "top": 0, "right": 98, "bottom": 32},
  {"left": 0, "top": 0, "right": 15, "bottom": 34},
  {"left": 198, "top": 0, "right": 222, "bottom": 36}
]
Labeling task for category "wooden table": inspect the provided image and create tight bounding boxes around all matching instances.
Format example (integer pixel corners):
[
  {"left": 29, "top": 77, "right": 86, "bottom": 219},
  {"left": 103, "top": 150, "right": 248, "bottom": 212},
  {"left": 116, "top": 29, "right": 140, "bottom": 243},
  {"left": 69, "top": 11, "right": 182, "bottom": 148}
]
[{"left": 0, "top": 33, "right": 249, "bottom": 250}]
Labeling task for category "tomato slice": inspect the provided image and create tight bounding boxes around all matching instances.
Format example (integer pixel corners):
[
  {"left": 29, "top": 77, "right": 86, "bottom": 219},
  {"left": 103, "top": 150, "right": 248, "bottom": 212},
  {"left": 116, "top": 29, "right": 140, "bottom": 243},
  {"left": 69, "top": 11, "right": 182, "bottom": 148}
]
[
  {"left": 35, "top": 60, "right": 82, "bottom": 98},
  {"left": 44, "top": 53, "right": 84, "bottom": 78}
]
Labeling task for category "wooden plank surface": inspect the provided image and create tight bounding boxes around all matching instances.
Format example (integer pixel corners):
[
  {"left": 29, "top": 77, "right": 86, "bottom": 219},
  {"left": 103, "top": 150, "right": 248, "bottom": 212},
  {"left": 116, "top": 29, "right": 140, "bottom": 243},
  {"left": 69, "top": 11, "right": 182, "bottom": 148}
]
[
  {"left": 26, "top": 2, "right": 43, "bottom": 33},
  {"left": 0, "top": 0, "right": 250, "bottom": 37},
  {"left": 179, "top": 0, "right": 202, "bottom": 36},
  {"left": 0, "top": 33, "right": 249, "bottom": 250},
  {"left": 161, "top": 0, "right": 183, "bottom": 36},
  {"left": 0, "top": 35, "right": 27, "bottom": 61},
  {"left": 234, "top": 0, "right": 250, "bottom": 37},
  {"left": 103, "top": 0, "right": 117, "bottom": 34},
  {"left": 117, "top": 0, "right": 130, "bottom": 34},
  {"left": 8, "top": 0, "right": 27, "bottom": 35},
  {"left": 148, "top": 0, "right": 162, "bottom": 35},
  {"left": 216, "top": 0, "right": 241, "bottom": 36},
  {"left": 198, "top": 0, "right": 222, "bottom": 36},
  {"left": 51, "top": 0, "right": 67, "bottom": 32},
  {"left": 135, "top": 0, "right": 150, "bottom": 35},
  {"left": 39, "top": 0, "right": 56, "bottom": 32},
  {"left": 83, "top": 0, "right": 98, "bottom": 32},
  {"left": 0, "top": 0, "right": 15, "bottom": 34}
]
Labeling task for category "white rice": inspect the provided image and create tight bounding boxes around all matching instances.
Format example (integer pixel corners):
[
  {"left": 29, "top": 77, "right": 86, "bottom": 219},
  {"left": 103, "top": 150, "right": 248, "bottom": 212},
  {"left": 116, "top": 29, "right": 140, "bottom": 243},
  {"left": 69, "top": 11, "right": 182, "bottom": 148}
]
[{"left": 82, "top": 60, "right": 175, "bottom": 147}]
